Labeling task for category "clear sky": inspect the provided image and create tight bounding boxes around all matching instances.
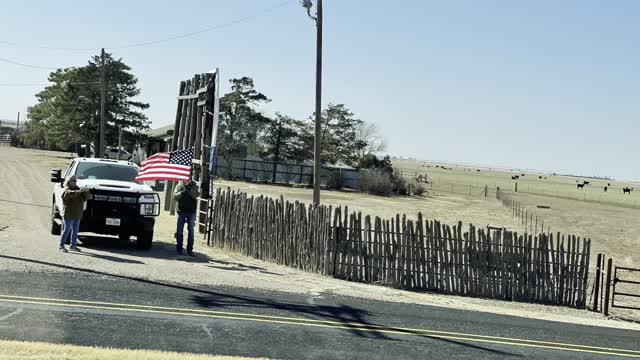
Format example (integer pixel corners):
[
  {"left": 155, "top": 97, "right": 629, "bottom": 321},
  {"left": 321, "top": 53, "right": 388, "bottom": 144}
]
[{"left": 1, "top": 1, "right": 638, "bottom": 180}]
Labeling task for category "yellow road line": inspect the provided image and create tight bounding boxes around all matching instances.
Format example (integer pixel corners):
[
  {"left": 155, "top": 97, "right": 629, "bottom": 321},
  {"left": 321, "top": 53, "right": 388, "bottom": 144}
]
[
  {"left": 0, "top": 295, "right": 638, "bottom": 358},
  {"left": 0, "top": 293, "right": 637, "bottom": 354}
]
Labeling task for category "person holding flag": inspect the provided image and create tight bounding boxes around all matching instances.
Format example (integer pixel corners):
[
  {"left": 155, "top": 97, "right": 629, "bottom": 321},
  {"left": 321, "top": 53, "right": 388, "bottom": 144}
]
[
  {"left": 135, "top": 148, "right": 200, "bottom": 256},
  {"left": 173, "top": 177, "right": 199, "bottom": 256}
]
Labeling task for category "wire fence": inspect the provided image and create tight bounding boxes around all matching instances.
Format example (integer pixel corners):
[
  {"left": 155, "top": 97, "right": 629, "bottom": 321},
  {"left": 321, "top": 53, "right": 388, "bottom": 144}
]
[{"left": 496, "top": 188, "right": 550, "bottom": 235}]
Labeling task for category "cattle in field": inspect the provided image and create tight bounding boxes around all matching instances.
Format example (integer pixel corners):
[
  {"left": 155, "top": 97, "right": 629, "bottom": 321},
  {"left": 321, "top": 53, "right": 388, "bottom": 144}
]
[
  {"left": 414, "top": 174, "right": 429, "bottom": 184},
  {"left": 604, "top": 186, "right": 608, "bottom": 192},
  {"left": 511, "top": 175, "right": 520, "bottom": 180},
  {"left": 623, "top": 187, "right": 633, "bottom": 194},
  {"left": 583, "top": 181, "right": 590, "bottom": 185},
  {"left": 577, "top": 183, "right": 585, "bottom": 189}
]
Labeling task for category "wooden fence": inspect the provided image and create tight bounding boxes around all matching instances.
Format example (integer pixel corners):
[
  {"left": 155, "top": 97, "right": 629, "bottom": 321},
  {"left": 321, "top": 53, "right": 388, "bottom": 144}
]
[{"left": 208, "top": 188, "right": 591, "bottom": 308}]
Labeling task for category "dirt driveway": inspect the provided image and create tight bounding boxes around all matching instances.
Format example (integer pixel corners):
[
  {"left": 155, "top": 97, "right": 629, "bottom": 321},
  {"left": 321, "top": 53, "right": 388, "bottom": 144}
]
[{"left": 0, "top": 147, "right": 637, "bottom": 330}]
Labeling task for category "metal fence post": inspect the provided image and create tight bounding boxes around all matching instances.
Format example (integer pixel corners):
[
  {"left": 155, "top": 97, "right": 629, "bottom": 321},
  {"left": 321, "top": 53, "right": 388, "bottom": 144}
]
[{"left": 604, "top": 258, "right": 613, "bottom": 316}]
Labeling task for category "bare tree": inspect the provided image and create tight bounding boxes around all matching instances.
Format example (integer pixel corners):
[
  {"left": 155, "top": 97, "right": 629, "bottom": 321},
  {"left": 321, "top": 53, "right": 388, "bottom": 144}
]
[{"left": 356, "top": 122, "right": 386, "bottom": 157}]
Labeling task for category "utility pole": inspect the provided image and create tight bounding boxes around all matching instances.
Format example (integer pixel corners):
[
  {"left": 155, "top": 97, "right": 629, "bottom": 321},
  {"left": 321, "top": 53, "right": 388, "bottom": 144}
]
[
  {"left": 99, "top": 48, "right": 106, "bottom": 158},
  {"left": 300, "top": 0, "right": 323, "bottom": 206},
  {"left": 313, "top": 0, "right": 323, "bottom": 206},
  {"left": 117, "top": 127, "right": 122, "bottom": 160},
  {"left": 15, "top": 112, "right": 20, "bottom": 147}
]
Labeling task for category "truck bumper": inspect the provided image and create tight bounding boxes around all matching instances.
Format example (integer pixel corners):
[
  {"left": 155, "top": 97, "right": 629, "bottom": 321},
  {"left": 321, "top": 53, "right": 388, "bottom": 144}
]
[{"left": 80, "top": 214, "right": 155, "bottom": 236}]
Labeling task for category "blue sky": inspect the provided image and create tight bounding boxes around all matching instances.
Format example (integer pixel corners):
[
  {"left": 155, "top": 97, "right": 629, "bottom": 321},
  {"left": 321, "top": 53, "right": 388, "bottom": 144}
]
[{"left": 1, "top": 1, "right": 638, "bottom": 180}]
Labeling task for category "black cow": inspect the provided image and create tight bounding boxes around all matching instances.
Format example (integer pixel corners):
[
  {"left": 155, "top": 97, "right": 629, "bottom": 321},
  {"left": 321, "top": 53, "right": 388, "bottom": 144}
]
[
  {"left": 604, "top": 186, "right": 608, "bottom": 192},
  {"left": 584, "top": 181, "right": 590, "bottom": 185},
  {"left": 577, "top": 183, "right": 585, "bottom": 189},
  {"left": 623, "top": 187, "right": 633, "bottom": 194}
]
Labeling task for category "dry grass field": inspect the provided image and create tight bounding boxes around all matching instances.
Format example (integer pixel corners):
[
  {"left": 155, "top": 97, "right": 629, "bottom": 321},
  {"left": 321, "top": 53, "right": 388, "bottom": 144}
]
[
  {"left": 393, "top": 159, "right": 640, "bottom": 209},
  {"left": 392, "top": 159, "right": 640, "bottom": 268}
]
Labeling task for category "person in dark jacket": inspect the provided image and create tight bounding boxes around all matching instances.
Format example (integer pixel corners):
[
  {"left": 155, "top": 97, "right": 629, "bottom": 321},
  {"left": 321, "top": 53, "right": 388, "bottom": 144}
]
[
  {"left": 173, "top": 178, "right": 199, "bottom": 256},
  {"left": 59, "top": 176, "right": 92, "bottom": 252}
]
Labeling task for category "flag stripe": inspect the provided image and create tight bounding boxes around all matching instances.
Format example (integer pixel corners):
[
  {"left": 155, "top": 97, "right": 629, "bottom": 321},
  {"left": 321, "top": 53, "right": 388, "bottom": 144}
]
[
  {"left": 145, "top": 153, "right": 170, "bottom": 161},
  {"left": 136, "top": 174, "right": 189, "bottom": 182},
  {"left": 137, "top": 171, "right": 190, "bottom": 178},
  {"left": 140, "top": 158, "right": 172, "bottom": 167},
  {"left": 140, "top": 163, "right": 191, "bottom": 173},
  {"left": 138, "top": 169, "right": 190, "bottom": 176}
]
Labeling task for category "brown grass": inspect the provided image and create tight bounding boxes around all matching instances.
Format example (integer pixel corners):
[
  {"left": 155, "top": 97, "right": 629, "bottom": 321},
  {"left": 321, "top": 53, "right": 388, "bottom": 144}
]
[{"left": 0, "top": 340, "right": 267, "bottom": 360}]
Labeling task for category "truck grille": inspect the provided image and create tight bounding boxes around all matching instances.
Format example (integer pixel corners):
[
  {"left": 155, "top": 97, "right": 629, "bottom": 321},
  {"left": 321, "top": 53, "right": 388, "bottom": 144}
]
[{"left": 88, "top": 190, "right": 138, "bottom": 218}]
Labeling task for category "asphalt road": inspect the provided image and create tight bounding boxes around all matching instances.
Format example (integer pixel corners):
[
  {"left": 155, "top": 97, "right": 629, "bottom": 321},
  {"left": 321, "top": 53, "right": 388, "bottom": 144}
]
[{"left": 0, "top": 259, "right": 638, "bottom": 359}]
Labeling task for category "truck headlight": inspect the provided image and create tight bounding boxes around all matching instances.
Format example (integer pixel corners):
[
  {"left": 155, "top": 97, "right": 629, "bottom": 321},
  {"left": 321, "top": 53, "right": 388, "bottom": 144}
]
[
  {"left": 138, "top": 193, "right": 160, "bottom": 216},
  {"left": 140, "top": 203, "right": 158, "bottom": 215}
]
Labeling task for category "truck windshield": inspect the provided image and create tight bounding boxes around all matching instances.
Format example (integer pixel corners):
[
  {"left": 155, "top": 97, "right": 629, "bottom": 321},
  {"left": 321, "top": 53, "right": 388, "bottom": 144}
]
[{"left": 75, "top": 162, "right": 140, "bottom": 183}]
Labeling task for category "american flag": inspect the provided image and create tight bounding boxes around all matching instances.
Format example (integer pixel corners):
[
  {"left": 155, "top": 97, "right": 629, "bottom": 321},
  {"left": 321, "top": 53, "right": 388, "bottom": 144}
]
[{"left": 135, "top": 149, "right": 193, "bottom": 182}]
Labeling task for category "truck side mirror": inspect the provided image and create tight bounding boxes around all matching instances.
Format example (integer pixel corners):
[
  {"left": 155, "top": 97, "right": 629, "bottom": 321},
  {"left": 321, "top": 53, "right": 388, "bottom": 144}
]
[{"left": 51, "top": 169, "right": 62, "bottom": 183}]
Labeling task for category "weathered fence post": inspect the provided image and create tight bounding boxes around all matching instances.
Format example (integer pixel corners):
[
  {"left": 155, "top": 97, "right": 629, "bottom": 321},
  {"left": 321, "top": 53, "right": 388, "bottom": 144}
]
[
  {"left": 593, "top": 254, "right": 604, "bottom": 312},
  {"left": 603, "top": 258, "right": 613, "bottom": 316}
]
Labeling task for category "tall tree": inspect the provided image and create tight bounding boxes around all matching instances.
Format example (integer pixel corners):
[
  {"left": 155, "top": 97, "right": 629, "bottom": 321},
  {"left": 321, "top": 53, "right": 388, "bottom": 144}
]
[
  {"left": 217, "top": 77, "right": 270, "bottom": 176},
  {"left": 258, "top": 113, "right": 307, "bottom": 182},
  {"left": 25, "top": 51, "right": 149, "bottom": 151},
  {"left": 356, "top": 122, "right": 386, "bottom": 157},
  {"left": 303, "top": 103, "right": 366, "bottom": 167}
]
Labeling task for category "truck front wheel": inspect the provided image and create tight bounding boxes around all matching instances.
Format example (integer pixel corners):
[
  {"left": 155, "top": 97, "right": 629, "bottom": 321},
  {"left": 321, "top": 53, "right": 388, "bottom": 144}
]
[
  {"left": 50, "top": 201, "right": 61, "bottom": 236},
  {"left": 136, "top": 230, "right": 153, "bottom": 250}
]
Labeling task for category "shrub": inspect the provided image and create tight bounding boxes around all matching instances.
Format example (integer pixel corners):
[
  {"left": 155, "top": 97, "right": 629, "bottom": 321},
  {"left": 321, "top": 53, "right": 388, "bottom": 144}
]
[
  {"left": 358, "top": 154, "right": 393, "bottom": 175},
  {"left": 360, "top": 169, "right": 393, "bottom": 196},
  {"left": 327, "top": 170, "right": 345, "bottom": 190},
  {"left": 412, "top": 182, "right": 426, "bottom": 196},
  {"left": 391, "top": 169, "right": 408, "bottom": 195}
]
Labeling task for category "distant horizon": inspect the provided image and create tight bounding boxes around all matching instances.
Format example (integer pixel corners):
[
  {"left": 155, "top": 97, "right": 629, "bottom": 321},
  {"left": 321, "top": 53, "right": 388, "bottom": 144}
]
[{"left": 389, "top": 154, "right": 635, "bottom": 183}]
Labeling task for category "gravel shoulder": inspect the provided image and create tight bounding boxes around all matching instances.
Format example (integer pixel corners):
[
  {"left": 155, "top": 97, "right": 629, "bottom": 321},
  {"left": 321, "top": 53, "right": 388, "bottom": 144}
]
[{"left": 0, "top": 147, "right": 638, "bottom": 332}]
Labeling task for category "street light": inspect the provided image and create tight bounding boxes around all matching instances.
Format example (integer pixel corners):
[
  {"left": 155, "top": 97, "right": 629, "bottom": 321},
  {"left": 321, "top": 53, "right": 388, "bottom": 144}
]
[{"left": 301, "top": 0, "right": 323, "bottom": 207}]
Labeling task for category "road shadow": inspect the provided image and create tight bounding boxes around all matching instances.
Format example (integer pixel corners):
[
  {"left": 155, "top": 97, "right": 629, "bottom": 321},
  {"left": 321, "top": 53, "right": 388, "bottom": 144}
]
[
  {"left": 0, "top": 254, "right": 521, "bottom": 356},
  {"left": 205, "top": 259, "right": 284, "bottom": 276},
  {"left": 67, "top": 250, "right": 144, "bottom": 264},
  {"left": 78, "top": 235, "right": 209, "bottom": 263}
]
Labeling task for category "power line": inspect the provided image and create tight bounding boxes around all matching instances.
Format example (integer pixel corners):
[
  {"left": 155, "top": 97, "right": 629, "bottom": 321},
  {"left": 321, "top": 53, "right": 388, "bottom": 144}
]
[
  {"left": 0, "top": 0, "right": 292, "bottom": 52},
  {"left": 113, "top": 0, "right": 292, "bottom": 49},
  {"left": 0, "top": 40, "right": 92, "bottom": 52},
  {"left": 0, "top": 81, "right": 100, "bottom": 87},
  {"left": 0, "top": 57, "right": 58, "bottom": 70}
]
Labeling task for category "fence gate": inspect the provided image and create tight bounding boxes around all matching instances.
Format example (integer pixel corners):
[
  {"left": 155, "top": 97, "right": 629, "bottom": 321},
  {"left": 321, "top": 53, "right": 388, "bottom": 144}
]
[
  {"left": 611, "top": 265, "right": 640, "bottom": 312},
  {"left": 163, "top": 70, "right": 221, "bottom": 234}
]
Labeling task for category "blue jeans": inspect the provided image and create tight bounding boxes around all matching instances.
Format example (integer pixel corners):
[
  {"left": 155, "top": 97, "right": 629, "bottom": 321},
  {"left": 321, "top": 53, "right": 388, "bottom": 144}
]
[
  {"left": 176, "top": 212, "right": 195, "bottom": 252},
  {"left": 59, "top": 219, "right": 80, "bottom": 248}
]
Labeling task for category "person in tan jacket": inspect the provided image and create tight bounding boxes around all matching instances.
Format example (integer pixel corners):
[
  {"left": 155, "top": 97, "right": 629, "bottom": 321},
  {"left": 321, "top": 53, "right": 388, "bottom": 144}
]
[{"left": 58, "top": 176, "right": 92, "bottom": 253}]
